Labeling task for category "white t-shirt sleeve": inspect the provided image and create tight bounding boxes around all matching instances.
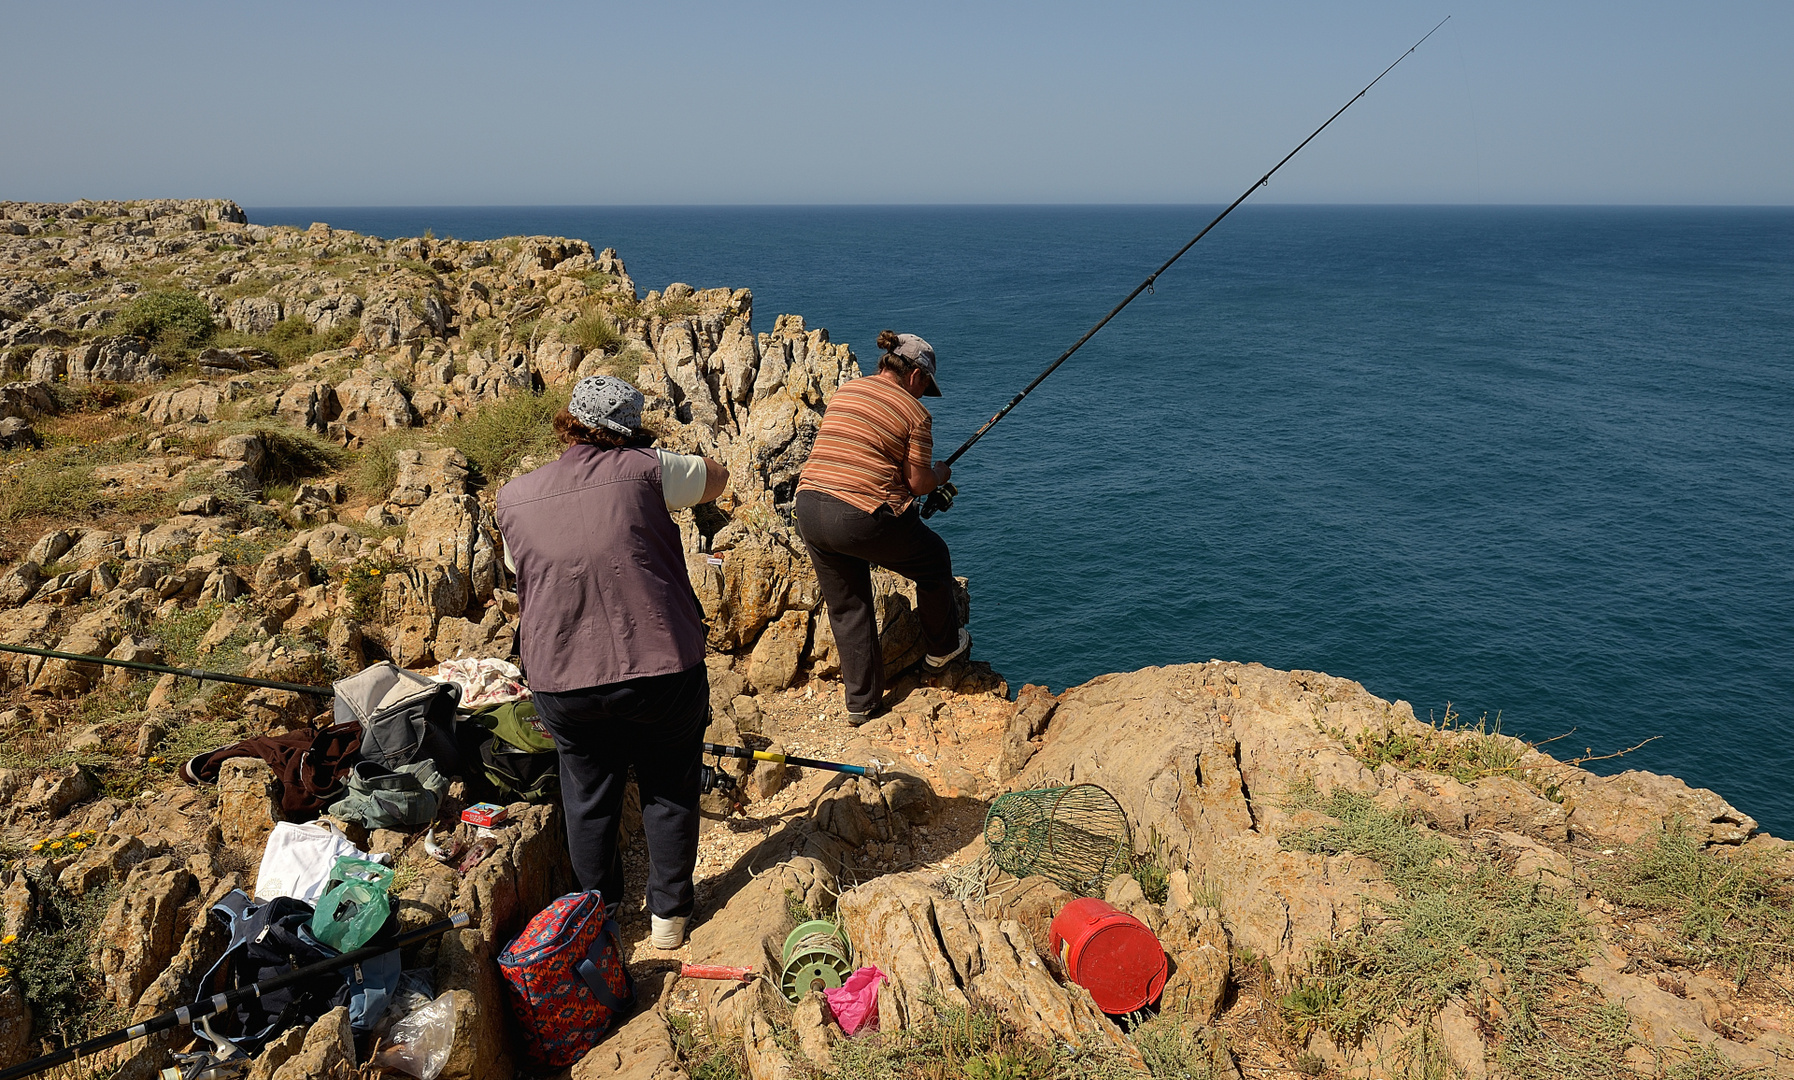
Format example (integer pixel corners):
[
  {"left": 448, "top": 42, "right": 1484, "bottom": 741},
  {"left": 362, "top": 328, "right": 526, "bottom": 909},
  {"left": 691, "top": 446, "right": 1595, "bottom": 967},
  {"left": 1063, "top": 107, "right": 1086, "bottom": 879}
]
[{"left": 658, "top": 449, "right": 710, "bottom": 510}]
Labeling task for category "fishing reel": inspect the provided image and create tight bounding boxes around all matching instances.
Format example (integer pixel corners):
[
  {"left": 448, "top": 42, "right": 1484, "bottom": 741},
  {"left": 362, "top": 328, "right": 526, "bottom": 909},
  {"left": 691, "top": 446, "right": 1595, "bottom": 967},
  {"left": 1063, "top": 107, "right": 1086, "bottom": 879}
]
[
  {"left": 698, "top": 754, "right": 746, "bottom": 819},
  {"left": 919, "top": 481, "right": 957, "bottom": 519},
  {"left": 699, "top": 761, "right": 738, "bottom": 797}
]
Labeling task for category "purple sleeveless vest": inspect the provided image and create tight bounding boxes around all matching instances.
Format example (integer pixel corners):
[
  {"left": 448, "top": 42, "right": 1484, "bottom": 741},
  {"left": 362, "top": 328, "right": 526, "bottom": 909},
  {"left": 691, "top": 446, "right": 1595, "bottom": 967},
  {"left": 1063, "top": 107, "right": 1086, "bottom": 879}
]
[{"left": 495, "top": 445, "right": 706, "bottom": 692}]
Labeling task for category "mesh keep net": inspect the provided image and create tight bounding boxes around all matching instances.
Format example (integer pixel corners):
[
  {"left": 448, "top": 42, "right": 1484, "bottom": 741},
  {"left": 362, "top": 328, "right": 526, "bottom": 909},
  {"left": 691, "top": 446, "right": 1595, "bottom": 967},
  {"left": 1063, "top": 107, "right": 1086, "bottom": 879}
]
[{"left": 982, "top": 783, "right": 1131, "bottom": 896}]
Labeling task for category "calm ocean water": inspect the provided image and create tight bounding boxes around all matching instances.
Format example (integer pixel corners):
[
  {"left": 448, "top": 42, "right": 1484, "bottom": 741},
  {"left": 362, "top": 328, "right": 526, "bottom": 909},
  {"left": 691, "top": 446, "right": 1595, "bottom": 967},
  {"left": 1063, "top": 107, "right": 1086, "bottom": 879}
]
[{"left": 252, "top": 205, "right": 1794, "bottom": 836}]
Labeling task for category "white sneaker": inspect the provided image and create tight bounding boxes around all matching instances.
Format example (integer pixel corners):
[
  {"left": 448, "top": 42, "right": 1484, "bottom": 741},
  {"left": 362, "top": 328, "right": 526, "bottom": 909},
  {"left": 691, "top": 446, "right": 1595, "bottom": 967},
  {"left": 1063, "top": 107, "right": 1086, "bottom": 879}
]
[
  {"left": 924, "top": 627, "right": 971, "bottom": 669},
  {"left": 650, "top": 914, "right": 688, "bottom": 949}
]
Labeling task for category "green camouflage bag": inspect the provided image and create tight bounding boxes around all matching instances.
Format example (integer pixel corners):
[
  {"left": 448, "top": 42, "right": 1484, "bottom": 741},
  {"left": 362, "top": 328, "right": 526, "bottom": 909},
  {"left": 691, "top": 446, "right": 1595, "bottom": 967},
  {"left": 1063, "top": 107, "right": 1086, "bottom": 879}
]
[{"left": 466, "top": 701, "right": 559, "bottom": 803}]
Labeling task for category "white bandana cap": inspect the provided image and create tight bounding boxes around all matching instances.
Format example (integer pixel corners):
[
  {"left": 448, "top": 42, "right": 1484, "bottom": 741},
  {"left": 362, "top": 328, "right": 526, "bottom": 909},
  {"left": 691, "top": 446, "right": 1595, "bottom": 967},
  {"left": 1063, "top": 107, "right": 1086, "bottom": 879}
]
[{"left": 568, "top": 375, "right": 643, "bottom": 435}]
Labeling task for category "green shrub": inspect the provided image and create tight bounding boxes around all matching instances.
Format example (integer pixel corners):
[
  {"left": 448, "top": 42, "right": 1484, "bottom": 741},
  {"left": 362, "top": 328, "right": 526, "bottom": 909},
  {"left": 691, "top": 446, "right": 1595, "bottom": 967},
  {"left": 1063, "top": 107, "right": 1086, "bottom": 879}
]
[
  {"left": 149, "top": 598, "right": 258, "bottom": 672},
  {"left": 46, "top": 380, "right": 139, "bottom": 414},
  {"left": 459, "top": 319, "right": 500, "bottom": 351},
  {"left": 607, "top": 344, "right": 646, "bottom": 386},
  {"left": 1120, "top": 825, "right": 1172, "bottom": 906},
  {"left": 827, "top": 996, "right": 1140, "bottom": 1080},
  {"left": 0, "top": 462, "right": 102, "bottom": 522},
  {"left": 111, "top": 288, "right": 215, "bottom": 355},
  {"left": 264, "top": 315, "right": 357, "bottom": 360},
  {"left": 217, "top": 276, "right": 274, "bottom": 300},
  {"left": 567, "top": 309, "right": 623, "bottom": 354},
  {"left": 250, "top": 423, "right": 344, "bottom": 483},
  {"left": 179, "top": 467, "right": 272, "bottom": 523},
  {"left": 445, "top": 386, "right": 570, "bottom": 484},
  {"left": 1277, "top": 782, "right": 1589, "bottom": 1068},
  {"left": 654, "top": 297, "right": 699, "bottom": 319},
  {"left": 342, "top": 558, "right": 401, "bottom": 622},
  {"left": 1343, "top": 704, "right": 1524, "bottom": 786},
  {"left": 212, "top": 317, "right": 355, "bottom": 365},
  {"left": 353, "top": 429, "right": 424, "bottom": 501},
  {"left": 1131, "top": 1015, "right": 1225, "bottom": 1080},
  {"left": 667, "top": 1012, "right": 748, "bottom": 1080},
  {"left": 1593, "top": 822, "right": 1794, "bottom": 986},
  {"left": 0, "top": 875, "right": 121, "bottom": 1048}
]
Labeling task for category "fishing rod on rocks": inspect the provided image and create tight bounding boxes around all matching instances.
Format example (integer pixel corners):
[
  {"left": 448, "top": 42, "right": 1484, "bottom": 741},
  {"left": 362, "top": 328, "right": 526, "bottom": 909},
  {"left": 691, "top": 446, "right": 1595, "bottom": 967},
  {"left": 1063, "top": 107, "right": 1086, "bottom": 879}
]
[
  {"left": 0, "top": 643, "right": 882, "bottom": 780},
  {"left": 0, "top": 642, "right": 332, "bottom": 696},
  {"left": 699, "top": 740, "right": 879, "bottom": 800},
  {"left": 0, "top": 913, "right": 471, "bottom": 1080},
  {"left": 920, "top": 17, "right": 1450, "bottom": 519}
]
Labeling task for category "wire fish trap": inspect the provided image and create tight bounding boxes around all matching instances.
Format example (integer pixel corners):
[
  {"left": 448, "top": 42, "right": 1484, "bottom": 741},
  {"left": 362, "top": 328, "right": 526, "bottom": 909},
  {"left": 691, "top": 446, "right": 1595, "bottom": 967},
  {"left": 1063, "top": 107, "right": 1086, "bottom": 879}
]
[
  {"left": 779, "top": 920, "right": 854, "bottom": 1003},
  {"left": 983, "top": 783, "right": 1131, "bottom": 896}
]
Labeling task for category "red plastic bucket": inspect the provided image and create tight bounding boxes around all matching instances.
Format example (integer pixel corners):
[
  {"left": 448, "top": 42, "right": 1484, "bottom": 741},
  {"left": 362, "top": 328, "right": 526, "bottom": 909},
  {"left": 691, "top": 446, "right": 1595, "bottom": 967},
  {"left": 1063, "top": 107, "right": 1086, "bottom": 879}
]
[{"left": 1048, "top": 898, "right": 1168, "bottom": 1015}]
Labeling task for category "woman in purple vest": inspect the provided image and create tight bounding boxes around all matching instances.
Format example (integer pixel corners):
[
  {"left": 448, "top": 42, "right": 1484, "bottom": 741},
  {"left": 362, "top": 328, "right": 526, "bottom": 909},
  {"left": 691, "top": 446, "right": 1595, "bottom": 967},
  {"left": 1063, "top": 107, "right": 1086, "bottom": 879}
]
[{"left": 495, "top": 375, "right": 728, "bottom": 950}]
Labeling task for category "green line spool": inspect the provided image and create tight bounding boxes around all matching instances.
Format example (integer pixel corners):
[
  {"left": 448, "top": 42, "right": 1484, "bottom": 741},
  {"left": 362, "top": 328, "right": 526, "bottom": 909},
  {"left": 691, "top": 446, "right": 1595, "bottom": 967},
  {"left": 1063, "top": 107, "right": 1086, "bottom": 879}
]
[
  {"left": 983, "top": 783, "right": 1131, "bottom": 896},
  {"left": 779, "top": 919, "right": 853, "bottom": 1003}
]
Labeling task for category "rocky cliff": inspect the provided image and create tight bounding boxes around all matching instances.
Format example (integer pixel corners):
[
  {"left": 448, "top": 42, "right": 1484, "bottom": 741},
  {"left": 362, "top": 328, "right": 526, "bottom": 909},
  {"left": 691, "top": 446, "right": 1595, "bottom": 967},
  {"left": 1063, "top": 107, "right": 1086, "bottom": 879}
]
[{"left": 0, "top": 199, "right": 1788, "bottom": 1080}]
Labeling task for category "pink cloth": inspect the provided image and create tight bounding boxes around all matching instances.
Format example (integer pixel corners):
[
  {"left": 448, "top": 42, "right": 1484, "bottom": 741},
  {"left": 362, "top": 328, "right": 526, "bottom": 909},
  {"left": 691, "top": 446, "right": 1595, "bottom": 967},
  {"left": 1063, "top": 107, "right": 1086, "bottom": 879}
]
[{"left": 823, "top": 965, "right": 886, "bottom": 1036}]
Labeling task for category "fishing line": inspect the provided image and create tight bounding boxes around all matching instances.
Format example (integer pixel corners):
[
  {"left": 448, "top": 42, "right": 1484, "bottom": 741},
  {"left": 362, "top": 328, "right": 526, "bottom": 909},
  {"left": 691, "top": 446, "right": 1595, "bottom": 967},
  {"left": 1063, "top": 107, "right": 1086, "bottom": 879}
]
[{"left": 923, "top": 17, "right": 1451, "bottom": 516}]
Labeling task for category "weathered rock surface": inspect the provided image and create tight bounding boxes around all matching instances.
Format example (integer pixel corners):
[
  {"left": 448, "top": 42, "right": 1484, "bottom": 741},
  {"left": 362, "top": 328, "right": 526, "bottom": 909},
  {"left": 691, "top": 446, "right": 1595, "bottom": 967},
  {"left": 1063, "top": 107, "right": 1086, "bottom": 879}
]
[
  {"left": 837, "top": 871, "right": 1139, "bottom": 1059},
  {"left": 270, "top": 1005, "right": 354, "bottom": 1080}
]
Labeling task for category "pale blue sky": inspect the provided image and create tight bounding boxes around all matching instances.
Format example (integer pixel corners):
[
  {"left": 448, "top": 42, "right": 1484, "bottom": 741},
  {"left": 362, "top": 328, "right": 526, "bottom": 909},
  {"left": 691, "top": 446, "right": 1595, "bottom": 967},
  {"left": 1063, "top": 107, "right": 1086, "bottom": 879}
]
[{"left": 3, "top": 1, "right": 1789, "bottom": 205}]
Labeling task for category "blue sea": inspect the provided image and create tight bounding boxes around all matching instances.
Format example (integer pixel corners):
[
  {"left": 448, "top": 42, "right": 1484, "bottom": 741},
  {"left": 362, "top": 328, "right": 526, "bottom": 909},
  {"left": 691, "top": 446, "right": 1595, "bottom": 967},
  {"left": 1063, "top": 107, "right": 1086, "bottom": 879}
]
[{"left": 251, "top": 205, "right": 1794, "bottom": 837}]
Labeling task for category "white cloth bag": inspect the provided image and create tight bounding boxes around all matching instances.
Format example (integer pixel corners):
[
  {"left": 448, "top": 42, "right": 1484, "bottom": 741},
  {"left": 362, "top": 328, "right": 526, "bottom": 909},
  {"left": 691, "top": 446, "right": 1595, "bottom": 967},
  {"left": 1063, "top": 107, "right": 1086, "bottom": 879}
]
[{"left": 253, "top": 820, "right": 382, "bottom": 903}]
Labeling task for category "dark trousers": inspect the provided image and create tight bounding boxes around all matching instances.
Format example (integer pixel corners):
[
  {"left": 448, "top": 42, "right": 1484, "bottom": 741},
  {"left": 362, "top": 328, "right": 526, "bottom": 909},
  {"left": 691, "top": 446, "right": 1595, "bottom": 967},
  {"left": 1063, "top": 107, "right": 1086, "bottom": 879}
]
[
  {"left": 531, "top": 663, "right": 708, "bottom": 919},
  {"left": 794, "top": 489, "right": 959, "bottom": 714}
]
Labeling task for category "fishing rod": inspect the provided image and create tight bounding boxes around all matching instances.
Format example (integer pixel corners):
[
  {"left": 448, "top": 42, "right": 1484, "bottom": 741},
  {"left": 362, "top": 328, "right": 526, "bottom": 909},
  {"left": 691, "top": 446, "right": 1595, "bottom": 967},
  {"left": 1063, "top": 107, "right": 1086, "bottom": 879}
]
[
  {"left": 697, "top": 741, "right": 878, "bottom": 808},
  {"left": 0, "top": 642, "right": 879, "bottom": 777},
  {"left": 703, "top": 742, "right": 877, "bottom": 778},
  {"left": 0, "top": 912, "right": 471, "bottom": 1080},
  {"left": 0, "top": 641, "right": 330, "bottom": 695},
  {"left": 922, "top": 17, "right": 1449, "bottom": 517}
]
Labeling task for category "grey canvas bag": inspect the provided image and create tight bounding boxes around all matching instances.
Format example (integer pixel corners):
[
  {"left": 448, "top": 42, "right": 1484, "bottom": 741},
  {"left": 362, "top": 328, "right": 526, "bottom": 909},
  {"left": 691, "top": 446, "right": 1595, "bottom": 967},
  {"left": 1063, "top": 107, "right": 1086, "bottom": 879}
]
[
  {"left": 326, "top": 759, "right": 450, "bottom": 830},
  {"left": 332, "top": 661, "right": 463, "bottom": 773}
]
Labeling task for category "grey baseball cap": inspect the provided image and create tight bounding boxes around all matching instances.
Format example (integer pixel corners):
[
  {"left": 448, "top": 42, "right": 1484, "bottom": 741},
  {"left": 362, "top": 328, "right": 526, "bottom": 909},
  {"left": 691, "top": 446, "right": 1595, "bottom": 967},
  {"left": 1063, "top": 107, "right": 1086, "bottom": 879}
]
[
  {"left": 568, "top": 374, "right": 644, "bottom": 435},
  {"left": 890, "top": 333, "right": 941, "bottom": 396}
]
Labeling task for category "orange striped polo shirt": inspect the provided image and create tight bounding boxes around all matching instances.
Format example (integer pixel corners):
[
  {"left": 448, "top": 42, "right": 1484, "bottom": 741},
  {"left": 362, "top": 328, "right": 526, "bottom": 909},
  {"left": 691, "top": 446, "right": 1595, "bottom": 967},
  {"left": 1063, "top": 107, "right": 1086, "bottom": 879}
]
[{"left": 797, "top": 374, "right": 933, "bottom": 514}]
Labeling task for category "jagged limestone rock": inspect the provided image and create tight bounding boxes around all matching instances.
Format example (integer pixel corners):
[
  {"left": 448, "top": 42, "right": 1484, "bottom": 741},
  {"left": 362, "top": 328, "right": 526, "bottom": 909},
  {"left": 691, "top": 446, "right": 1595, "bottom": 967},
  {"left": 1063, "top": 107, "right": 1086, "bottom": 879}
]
[
  {"left": 95, "top": 856, "right": 195, "bottom": 1009},
  {"left": 747, "top": 608, "right": 809, "bottom": 694},
  {"left": 836, "top": 871, "right": 1137, "bottom": 1059},
  {"left": 269, "top": 1005, "right": 354, "bottom": 1080}
]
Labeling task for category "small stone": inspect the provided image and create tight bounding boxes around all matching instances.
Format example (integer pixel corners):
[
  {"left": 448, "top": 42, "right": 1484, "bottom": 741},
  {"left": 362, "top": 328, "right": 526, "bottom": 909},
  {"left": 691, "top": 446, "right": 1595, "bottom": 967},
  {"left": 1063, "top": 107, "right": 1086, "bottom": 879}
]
[{"left": 25, "top": 766, "right": 96, "bottom": 817}]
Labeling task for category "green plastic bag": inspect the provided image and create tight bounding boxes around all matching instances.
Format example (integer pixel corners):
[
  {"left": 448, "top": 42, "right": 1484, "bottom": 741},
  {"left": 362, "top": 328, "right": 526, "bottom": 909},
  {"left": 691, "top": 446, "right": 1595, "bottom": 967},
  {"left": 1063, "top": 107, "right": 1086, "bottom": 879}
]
[{"left": 310, "top": 857, "right": 394, "bottom": 952}]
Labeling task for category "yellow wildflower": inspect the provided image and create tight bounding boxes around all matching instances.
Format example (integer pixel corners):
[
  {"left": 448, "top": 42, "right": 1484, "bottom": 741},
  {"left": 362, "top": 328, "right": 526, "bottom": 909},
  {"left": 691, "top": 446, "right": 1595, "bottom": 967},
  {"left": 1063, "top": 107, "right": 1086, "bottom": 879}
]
[
  {"left": 1, "top": 934, "right": 14, "bottom": 945},
  {"left": 0, "top": 966, "right": 9, "bottom": 979},
  {"left": 368, "top": 568, "right": 382, "bottom": 576},
  {"left": 29, "top": 842, "right": 43, "bottom": 853},
  {"left": 48, "top": 841, "right": 63, "bottom": 850},
  {"left": 72, "top": 841, "right": 87, "bottom": 851}
]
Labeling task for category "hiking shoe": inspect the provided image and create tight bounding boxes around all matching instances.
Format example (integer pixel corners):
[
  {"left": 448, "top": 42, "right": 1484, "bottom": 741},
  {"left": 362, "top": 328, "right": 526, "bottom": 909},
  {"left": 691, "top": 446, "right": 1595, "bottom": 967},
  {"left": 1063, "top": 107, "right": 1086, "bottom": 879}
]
[
  {"left": 924, "top": 628, "right": 971, "bottom": 670},
  {"left": 650, "top": 914, "right": 688, "bottom": 949},
  {"left": 846, "top": 704, "right": 886, "bottom": 728}
]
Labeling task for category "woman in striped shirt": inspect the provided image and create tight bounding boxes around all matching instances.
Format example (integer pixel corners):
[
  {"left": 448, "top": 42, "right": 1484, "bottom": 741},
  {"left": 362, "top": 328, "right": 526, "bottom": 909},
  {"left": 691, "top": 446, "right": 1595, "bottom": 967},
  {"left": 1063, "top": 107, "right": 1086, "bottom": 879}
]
[{"left": 795, "top": 330, "right": 971, "bottom": 725}]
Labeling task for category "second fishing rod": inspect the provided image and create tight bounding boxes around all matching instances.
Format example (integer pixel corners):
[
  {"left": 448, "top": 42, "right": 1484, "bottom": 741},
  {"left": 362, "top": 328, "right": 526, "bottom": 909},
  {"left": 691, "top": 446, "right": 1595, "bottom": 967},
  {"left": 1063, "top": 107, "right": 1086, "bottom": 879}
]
[
  {"left": 0, "top": 642, "right": 880, "bottom": 780},
  {"left": 920, "top": 18, "right": 1448, "bottom": 519}
]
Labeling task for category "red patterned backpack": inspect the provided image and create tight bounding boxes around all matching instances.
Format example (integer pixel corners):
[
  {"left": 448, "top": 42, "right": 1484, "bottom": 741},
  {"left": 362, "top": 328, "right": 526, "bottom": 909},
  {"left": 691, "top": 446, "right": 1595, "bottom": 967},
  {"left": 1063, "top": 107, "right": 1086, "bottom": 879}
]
[{"left": 498, "top": 891, "right": 636, "bottom": 1065}]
